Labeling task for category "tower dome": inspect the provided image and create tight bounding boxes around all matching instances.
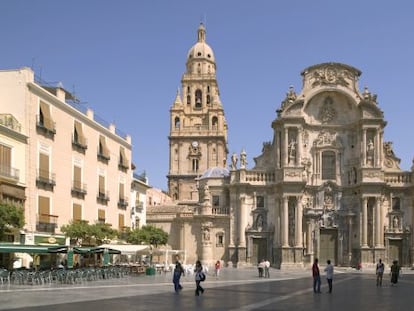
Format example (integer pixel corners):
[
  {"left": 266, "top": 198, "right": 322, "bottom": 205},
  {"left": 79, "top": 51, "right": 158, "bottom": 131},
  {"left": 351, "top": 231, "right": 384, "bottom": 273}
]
[{"left": 186, "top": 23, "right": 215, "bottom": 67}]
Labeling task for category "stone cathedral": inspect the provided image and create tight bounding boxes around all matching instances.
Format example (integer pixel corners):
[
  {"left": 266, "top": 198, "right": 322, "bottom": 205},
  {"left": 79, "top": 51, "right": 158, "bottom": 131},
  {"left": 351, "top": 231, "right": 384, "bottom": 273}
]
[{"left": 147, "top": 24, "right": 414, "bottom": 269}]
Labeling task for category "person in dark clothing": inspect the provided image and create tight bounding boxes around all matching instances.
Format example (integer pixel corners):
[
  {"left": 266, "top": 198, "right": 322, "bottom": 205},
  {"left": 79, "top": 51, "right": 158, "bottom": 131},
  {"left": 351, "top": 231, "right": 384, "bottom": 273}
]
[
  {"left": 194, "top": 260, "right": 205, "bottom": 296},
  {"left": 312, "top": 258, "right": 321, "bottom": 293},
  {"left": 172, "top": 262, "right": 184, "bottom": 293}
]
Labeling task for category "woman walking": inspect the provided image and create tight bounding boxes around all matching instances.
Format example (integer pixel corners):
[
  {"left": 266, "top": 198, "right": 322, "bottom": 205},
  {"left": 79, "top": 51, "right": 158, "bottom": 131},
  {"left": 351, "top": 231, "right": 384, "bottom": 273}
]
[{"left": 194, "top": 260, "right": 205, "bottom": 296}]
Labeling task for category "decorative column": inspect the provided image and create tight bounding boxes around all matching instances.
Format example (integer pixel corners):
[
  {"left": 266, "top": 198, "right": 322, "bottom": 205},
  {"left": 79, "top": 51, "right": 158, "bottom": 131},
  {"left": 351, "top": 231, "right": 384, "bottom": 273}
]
[
  {"left": 282, "top": 196, "right": 289, "bottom": 247},
  {"left": 362, "top": 129, "right": 367, "bottom": 166},
  {"left": 284, "top": 128, "right": 289, "bottom": 166},
  {"left": 375, "top": 197, "right": 382, "bottom": 247},
  {"left": 348, "top": 216, "right": 353, "bottom": 265},
  {"left": 362, "top": 197, "right": 368, "bottom": 247},
  {"left": 295, "top": 197, "right": 303, "bottom": 247},
  {"left": 296, "top": 129, "right": 302, "bottom": 165},
  {"left": 239, "top": 197, "right": 246, "bottom": 247},
  {"left": 375, "top": 129, "right": 380, "bottom": 167},
  {"left": 307, "top": 220, "right": 313, "bottom": 255}
]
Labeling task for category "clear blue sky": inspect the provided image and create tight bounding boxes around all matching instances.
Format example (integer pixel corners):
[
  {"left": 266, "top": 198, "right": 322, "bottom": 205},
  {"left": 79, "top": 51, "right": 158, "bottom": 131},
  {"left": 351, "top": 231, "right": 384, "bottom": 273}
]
[{"left": 1, "top": 1, "right": 413, "bottom": 190}]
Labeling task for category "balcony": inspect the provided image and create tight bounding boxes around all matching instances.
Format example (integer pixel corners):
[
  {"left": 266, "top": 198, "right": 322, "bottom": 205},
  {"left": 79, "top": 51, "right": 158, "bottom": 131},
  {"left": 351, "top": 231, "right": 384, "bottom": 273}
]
[
  {"left": 71, "top": 182, "right": 87, "bottom": 199},
  {"left": 97, "top": 152, "right": 110, "bottom": 163},
  {"left": 36, "top": 214, "right": 58, "bottom": 233},
  {"left": 97, "top": 191, "right": 110, "bottom": 204},
  {"left": 72, "top": 136, "right": 88, "bottom": 153},
  {"left": 118, "top": 161, "right": 129, "bottom": 172},
  {"left": 0, "top": 164, "right": 20, "bottom": 182},
  {"left": 118, "top": 198, "right": 129, "bottom": 210},
  {"left": 36, "top": 170, "right": 56, "bottom": 190},
  {"left": 36, "top": 115, "right": 56, "bottom": 138}
]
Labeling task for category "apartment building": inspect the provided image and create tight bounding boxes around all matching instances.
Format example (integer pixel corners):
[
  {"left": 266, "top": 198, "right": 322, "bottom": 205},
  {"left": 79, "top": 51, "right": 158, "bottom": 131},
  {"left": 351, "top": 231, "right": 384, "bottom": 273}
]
[
  {"left": 0, "top": 68, "right": 132, "bottom": 246},
  {"left": 130, "top": 172, "right": 151, "bottom": 229}
]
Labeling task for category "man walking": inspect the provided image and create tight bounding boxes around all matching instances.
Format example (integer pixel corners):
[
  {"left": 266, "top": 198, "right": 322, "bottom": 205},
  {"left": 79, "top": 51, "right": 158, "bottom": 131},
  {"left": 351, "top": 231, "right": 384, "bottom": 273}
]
[
  {"left": 312, "top": 258, "right": 321, "bottom": 293},
  {"left": 324, "top": 259, "right": 334, "bottom": 293}
]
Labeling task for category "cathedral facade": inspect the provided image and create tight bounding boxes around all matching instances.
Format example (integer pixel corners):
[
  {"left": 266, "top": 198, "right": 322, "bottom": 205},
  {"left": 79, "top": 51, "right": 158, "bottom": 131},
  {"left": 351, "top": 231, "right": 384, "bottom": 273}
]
[{"left": 147, "top": 24, "right": 414, "bottom": 269}]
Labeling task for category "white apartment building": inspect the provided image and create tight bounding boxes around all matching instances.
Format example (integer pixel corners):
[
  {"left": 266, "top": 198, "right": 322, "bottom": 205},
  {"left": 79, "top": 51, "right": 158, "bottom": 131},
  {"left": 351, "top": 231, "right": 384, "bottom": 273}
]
[
  {"left": 0, "top": 68, "right": 132, "bottom": 246},
  {"left": 130, "top": 172, "right": 151, "bottom": 229}
]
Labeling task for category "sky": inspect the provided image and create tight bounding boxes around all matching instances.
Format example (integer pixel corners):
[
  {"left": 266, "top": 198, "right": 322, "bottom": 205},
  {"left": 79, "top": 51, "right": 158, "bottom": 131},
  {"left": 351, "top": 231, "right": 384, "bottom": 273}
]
[{"left": 1, "top": 0, "right": 414, "bottom": 190}]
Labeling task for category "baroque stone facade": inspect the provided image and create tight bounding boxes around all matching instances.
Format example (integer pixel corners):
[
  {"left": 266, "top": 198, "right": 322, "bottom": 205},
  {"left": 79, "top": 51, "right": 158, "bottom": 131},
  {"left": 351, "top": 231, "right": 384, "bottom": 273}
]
[{"left": 147, "top": 25, "right": 414, "bottom": 269}]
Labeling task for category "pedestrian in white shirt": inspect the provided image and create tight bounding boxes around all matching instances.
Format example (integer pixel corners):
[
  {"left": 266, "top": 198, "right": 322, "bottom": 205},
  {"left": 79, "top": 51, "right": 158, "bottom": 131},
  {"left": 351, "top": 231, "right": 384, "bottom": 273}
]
[{"left": 324, "top": 259, "right": 334, "bottom": 293}]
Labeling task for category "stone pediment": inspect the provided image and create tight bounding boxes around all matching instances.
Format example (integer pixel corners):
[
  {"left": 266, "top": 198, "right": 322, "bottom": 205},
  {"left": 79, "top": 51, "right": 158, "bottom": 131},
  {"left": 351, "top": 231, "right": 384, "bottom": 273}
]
[{"left": 301, "top": 62, "right": 361, "bottom": 92}]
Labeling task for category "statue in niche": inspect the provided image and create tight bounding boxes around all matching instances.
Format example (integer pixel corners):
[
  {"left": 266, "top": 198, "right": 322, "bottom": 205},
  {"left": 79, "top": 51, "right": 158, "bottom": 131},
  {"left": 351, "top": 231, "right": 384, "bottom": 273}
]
[
  {"left": 393, "top": 216, "right": 399, "bottom": 231},
  {"left": 366, "top": 139, "right": 374, "bottom": 165},
  {"left": 256, "top": 214, "right": 264, "bottom": 232},
  {"left": 288, "top": 139, "right": 296, "bottom": 164},
  {"left": 203, "top": 227, "right": 210, "bottom": 241}
]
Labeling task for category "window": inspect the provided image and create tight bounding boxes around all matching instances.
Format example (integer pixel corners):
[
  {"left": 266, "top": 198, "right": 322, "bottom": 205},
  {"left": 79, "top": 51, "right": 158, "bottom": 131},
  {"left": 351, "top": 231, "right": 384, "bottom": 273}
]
[
  {"left": 187, "top": 95, "right": 191, "bottom": 105},
  {"left": 0, "top": 144, "right": 13, "bottom": 178},
  {"left": 73, "top": 121, "right": 87, "bottom": 150},
  {"left": 322, "top": 151, "right": 336, "bottom": 180},
  {"left": 174, "top": 117, "right": 180, "bottom": 129},
  {"left": 212, "top": 195, "right": 220, "bottom": 207},
  {"left": 192, "top": 159, "right": 199, "bottom": 172},
  {"left": 119, "top": 147, "right": 129, "bottom": 170},
  {"left": 212, "top": 116, "right": 218, "bottom": 129},
  {"left": 195, "top": 89, "right": 202, "bottom": 108},
  {"left": 73, "top": 203, "right": 82, "bottom": 222},
  {"left": 256, "top": 196, "right": 265, "bottom": 208},
  {"left": 38, "top": 196, "right": 50, "bottom": 224},
  {"left": 73, "top": 165, "right": 82, "bottom": 189},
  {"left": 216, "top": 232, "right": 224, "bottom": 247},
  {"left": 98, "top": 136, "right": 110, "bottom": 161},
  {"left": 118, "top": 214, "right": 125, "bottom": 229},
  {"left": 98, "top": 209, "right": 105, "bottom": 224},
  {"left": 38, "top": 102, "right": 55, "bottom": 132}
]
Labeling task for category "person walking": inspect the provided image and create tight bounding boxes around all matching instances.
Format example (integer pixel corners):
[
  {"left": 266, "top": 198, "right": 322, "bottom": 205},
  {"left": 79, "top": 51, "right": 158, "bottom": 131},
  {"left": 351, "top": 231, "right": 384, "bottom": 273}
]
[
  {"left": 194, "top": 260, "right": 205, "bottom": 296},
  {"left": 264, "top": 259, "right": 270, "bottom": 278},
  {"left": 172, "top": 261, "right": 184, "bottom": 294},
  {"left": 376, "top": 259, "right": 385, "bottom": 286},
  {"left": 258, "top": 259, "right": 265, "bottom": 277},
  {"left": 214, "top": 260, "right": 221, "bottom": 278},
  {"left": 390, "top": 260, "right": 401, "bottom": 286},
  {"left": 312, "top": 258, "right": 321, "bottom": 293},
  {"left": 324, "top": 259, "right": 334, "bottom": 293}
]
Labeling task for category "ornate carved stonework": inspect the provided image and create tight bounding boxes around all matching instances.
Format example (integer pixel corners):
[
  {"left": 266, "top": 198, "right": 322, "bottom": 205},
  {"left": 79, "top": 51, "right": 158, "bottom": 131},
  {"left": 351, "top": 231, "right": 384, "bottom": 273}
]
[
  {"left": 311, "top": 65, "right": 350, "bottom": 87},
  {"left": 383, "top": 142, "right": 401, "bottom": 169},
  {"left": 318, "top": 96, "right": 337, "bottom": 123},
  {"left": 314, "top": 130, "right": 339, "bottom": 147}
]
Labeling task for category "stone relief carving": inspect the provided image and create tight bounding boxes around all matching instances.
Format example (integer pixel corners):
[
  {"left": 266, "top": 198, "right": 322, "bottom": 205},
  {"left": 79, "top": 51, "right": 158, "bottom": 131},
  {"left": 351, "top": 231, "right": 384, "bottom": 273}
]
[
  {"left": 314, "top": 130, "right": 338, "bottom": 147},
  {"left": 280, "top": 85, "right": 297, "bottom": 110},
  {"left": 311, "top": 66, "right": 350, "bottom": 88},
  {"left": 318, "top": 96, "right": 337, "bottom": 123},
  {"left": 383, "top": 142, "right": 401, "bottom": 169}
]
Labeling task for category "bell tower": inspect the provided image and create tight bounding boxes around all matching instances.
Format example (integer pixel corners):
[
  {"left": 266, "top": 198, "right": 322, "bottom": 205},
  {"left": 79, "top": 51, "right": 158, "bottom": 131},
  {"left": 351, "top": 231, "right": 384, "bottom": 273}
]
[{"left": 168, "top": 23, "right": 228, "bottom": 201}]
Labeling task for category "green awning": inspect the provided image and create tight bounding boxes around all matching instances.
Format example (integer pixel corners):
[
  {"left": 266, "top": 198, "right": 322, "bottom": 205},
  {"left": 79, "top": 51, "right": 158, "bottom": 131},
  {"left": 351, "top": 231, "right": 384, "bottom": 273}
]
[
  {"left": 0, "top": 243, "right": 50, "bottom": 254},
  {"left": 48, "top": 246, "right": 90, "bottom": 254},
  {"left": 89, "top": 247, "right": 121, "bottom": 255}
]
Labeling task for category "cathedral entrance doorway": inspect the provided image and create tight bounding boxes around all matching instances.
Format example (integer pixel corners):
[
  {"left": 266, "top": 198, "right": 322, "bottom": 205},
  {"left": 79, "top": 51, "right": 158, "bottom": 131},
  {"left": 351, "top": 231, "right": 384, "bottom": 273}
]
[
  {"left": 319, "top": 228, "right": 338, "bottom": 265},
  {"left": 388, "top": 239, "right": 402, "bottom": 264},
  {"left": 252, "top": 238, "right": 267, "bottom": 264}
]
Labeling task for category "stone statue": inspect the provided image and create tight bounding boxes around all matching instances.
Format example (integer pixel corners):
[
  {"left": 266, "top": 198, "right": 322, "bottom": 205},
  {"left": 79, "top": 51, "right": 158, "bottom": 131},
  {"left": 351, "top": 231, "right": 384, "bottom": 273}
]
[
  {"left": 240, "top": 150, "right": 247, "bottom": 168},
  {"left": 288, "top": 139, "right": 296, "bottom": 164},
  {"left": 231, "top": 152, "right": 238, "bottom": 170}
]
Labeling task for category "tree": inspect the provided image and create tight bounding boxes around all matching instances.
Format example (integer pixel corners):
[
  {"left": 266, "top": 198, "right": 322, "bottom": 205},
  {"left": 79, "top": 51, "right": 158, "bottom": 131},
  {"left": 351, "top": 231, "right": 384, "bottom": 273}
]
[
  {"left": 126, "top": 225, "right": 168, "bottom": 247},
  {"left": 0, "top": 202, "right": 25, "bottom": 241},
  {"left": 90, "top": 223, "right": 118, "bottom": 245},
  {"left": 61, "top": 220, "right": 91, "bottom": 245}
]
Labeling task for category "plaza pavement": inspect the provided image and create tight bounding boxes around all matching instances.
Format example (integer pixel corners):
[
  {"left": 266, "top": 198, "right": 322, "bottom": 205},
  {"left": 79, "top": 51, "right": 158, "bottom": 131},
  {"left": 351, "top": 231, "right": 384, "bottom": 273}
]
[{"left": 1, "top": 266, "right": 414, "bottom": 310}]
